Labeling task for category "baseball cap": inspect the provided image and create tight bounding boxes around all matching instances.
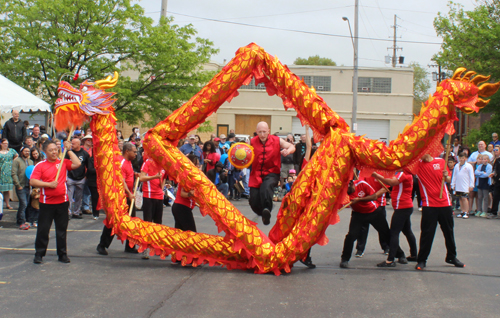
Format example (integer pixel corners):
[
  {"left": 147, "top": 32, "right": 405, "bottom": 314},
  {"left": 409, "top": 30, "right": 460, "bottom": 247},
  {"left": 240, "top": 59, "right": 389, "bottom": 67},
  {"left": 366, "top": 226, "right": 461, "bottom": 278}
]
[
  {"left": 228, "top": 133, "right": 236, "bottom": 139},
  {"left": 189, "top": 134, "right": 196, "bottom": 139},
  {"left": 220, "top": 134, "right": 226, "bottom": 139},
  {"left": 214, "top": 138, "right": 221, "bottom": 142},
  {"left": 82, "top": 134, "right": 92, "bottom": 140},
  {"left": 289, "top": 169, "right": 296, "bottom": 174},
  {"left": 41, "top": 134, "right": 50, "bottom": 139},
  {"left": 73, "top": 130, "right": 81, "bottom": 136}
]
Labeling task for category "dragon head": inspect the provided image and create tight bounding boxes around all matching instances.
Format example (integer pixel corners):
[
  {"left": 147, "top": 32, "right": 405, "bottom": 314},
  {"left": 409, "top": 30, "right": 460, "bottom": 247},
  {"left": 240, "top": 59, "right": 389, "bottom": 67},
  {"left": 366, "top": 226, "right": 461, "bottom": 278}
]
[
  {"left": 438, "top": 67, "right": 500, "bottom": 114},
  {"left": 54, "top": 72, "right": 119, "bottom": 131}
]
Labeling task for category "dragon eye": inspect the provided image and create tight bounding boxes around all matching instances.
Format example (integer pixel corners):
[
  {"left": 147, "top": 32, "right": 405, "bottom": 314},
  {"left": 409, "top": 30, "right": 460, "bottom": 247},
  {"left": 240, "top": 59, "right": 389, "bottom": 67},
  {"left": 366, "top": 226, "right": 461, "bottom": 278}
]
[{"left": 81, "top": 86, "right": 88, "bottom": 92}]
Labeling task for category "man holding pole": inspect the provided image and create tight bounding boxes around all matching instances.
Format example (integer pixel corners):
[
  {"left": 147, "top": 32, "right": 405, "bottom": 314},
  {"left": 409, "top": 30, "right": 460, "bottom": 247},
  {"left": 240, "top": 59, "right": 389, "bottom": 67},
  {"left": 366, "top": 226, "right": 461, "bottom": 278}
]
[
  {"left": 414, "top": 153, "right": 465, "bottom": 270},
  {"left": 31, "top": 140, "right": 81, "bottom": 264},
  {"left": 96, "top": 142, "right": 138, "bottom": 255}
]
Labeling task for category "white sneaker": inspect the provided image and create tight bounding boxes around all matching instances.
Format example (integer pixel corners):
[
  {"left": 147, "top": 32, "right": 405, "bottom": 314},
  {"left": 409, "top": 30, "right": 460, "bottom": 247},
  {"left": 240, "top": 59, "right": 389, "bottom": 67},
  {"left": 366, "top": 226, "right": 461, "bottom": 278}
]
[
  {"left": 142, "top": 249, "right": 149, "bottom": 259},
  {"left": 418, "top": 207, "right": 422, "bottom": 212},
  {"left": 456, "top": 212, "right": 463, "bottom": 218},
  {"left": 462, "top": 212, "right": 469, "bottom": 219}
]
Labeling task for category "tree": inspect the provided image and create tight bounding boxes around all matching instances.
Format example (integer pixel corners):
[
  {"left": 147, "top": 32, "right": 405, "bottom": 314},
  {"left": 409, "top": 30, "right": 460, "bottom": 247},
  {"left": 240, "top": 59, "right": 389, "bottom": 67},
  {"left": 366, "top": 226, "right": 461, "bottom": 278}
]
[
  {"left": 294, "top": 55, "right": 337, "bottom": 66},
  {"left": 433, "top": 1, "right": 500, "bottom": 114},
  {"left": 0, "top": 0, "right": 218, "bottom": 127},
  {"left": 409, "top": 62, "right": 431, "bottom": 115}
]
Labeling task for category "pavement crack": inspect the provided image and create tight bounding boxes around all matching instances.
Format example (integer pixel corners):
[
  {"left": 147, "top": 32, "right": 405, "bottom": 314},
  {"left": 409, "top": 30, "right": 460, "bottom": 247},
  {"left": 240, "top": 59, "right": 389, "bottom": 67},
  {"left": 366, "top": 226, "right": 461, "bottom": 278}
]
[{"left": 143, "top": 269, "right": 198, "bottom": 318}]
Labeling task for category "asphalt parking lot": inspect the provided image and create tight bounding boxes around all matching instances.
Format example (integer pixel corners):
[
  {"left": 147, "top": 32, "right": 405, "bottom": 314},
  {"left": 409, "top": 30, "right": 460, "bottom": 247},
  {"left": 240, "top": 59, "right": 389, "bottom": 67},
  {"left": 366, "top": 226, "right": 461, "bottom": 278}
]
[{"left": 1, "top": 199, "right": 500, "bottom": 318}]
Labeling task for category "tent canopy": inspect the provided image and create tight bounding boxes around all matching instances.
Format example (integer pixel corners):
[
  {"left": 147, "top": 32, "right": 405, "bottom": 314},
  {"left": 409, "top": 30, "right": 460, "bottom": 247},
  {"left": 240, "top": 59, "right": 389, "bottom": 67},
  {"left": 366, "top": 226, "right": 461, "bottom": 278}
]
[{"left": 0, "top": 74, "right": 51, "bottom": 113}]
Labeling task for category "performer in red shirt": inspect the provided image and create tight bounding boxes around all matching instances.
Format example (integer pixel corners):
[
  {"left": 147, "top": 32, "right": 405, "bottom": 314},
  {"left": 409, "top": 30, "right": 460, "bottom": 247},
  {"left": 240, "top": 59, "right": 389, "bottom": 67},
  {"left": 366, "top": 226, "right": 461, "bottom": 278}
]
[
  {"left": 355, "top": 176, "right": 390, "bottom": 257},
  {"left": 30, "top": 140, "right": 81, "bottom": 264},
  {"left": 97, "top": 142, "right": 138, "bottom": 255},
  {"left": 372, "top": 171, "right": 418, "bottom": 267},
  {"left": 171, "top": 153, "right": 199, "bottom": 233},
  {"left": 414, "top": 154, "right": 465, "bottom": 270},
  {"left": 340, "top": 179, "right": 404, "bottom": 268},
  {"left": 249, "top": 122, "right": 295, "bottom": 225},
  {"left": 140, "top": 158, "right": 167, "bottom": 224}
]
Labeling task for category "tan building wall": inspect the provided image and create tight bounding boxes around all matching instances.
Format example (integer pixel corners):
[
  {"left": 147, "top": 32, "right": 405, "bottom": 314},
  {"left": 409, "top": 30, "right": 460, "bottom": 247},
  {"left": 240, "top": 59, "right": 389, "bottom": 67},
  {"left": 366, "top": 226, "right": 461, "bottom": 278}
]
[{"left": 217, "top": 65, "right": 415, "bottom": 140}]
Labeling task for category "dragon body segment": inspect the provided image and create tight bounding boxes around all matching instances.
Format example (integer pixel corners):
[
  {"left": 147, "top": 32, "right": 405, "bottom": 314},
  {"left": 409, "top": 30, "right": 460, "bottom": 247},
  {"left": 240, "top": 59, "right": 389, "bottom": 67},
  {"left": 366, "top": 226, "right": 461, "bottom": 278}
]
[{"left": 54, "top": 43, "right": 499, "bottom": 275}]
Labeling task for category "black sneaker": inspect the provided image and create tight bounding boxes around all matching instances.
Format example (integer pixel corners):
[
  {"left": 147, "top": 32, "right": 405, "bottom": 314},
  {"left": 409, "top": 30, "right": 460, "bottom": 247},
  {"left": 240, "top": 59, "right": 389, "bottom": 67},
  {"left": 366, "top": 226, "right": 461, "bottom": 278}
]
[
  {"left": 384, "top": 248, "right": 390, "bottom": 255},
  {"left": 299, "top": 257, "right": 316, "bottom": 269},
  {"left": 72, "top": 214, "right": 83, "bottom": 219},
  {"left": 339, "top": 260, "right": 349, "bottom": 268},
  {"left": 33, "top": 255, "right": 43, "bottom": 264},
  {"left": 262, "top": 208, "right": 271, "bottom": 226},
  {"left": 406, "top": 256, "right": 418, "bottom": 262},
  {"left": 96, "top": 245, "right": 108, "bottom": 255},
  {"left": 398, "top": 256, "right": 408, "bottom": 264},
  {"left": 445, "top": 258, "right": 465, "bottom": 268},
  {"left": 124, "top": 246, "right": 139, "bottom": 254},
  {"left": 355, "top": 250, "right": 364, "bottom": 258},
  {"left": 58, "top": 254, "right": 71, "bottom": 263},
  {"left": 415, "top": 262, "right": 426, "bottom": 270},
  {"left": 377, "top": 261, "right": 396, "bottom": 267}
]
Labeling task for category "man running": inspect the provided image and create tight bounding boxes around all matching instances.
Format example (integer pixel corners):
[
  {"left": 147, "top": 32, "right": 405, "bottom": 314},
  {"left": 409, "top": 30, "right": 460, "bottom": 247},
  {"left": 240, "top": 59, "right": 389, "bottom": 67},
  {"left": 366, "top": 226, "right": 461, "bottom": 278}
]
[{"left": 249, "top": 122, "right": 295, "bottom": 225}]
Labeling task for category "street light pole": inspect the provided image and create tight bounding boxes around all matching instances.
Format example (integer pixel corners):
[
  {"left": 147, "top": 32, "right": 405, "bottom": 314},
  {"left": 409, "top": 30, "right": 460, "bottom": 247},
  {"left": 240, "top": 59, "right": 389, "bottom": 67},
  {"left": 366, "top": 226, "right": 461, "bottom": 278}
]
[
  {"left": 342, "top": 1, "right": 359, "bottom": 133},
  {"left": 161, "top": 0, "right": 168, "bottom": 18}
]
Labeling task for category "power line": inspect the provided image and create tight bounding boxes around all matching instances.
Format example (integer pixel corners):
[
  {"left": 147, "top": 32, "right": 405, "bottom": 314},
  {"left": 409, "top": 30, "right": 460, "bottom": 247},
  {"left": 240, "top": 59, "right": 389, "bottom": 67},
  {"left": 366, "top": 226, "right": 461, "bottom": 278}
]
[{"left": 167, "top": 11, "right": 442, "bottom": 45}]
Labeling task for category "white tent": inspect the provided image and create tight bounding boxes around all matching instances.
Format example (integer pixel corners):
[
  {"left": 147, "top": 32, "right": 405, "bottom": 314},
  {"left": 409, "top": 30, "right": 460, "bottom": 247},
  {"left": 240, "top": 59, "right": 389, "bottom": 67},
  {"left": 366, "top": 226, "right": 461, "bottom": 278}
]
[{"left": 0, "top": 74, "right": 51, "bottom": 113}]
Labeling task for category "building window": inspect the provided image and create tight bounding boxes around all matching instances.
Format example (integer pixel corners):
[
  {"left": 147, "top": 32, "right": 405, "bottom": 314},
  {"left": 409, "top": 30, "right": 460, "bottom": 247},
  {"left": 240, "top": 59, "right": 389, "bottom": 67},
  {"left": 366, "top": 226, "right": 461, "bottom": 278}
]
[
  {"left": 240, "top": 79, "right": 266, "bottom": 90},
  {"left": 358, "top": 77, "right": 392, "bottom": 93},
  {"left": 240, "top": 76, "right": 331, "bottom": 91}
]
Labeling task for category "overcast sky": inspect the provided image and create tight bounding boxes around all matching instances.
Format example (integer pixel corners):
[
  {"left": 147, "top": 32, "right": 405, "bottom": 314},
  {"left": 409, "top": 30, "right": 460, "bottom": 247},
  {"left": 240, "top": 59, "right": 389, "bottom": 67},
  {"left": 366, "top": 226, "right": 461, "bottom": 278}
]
[{"left": 136, "top": 0, "right": 477, "bottom": 71}]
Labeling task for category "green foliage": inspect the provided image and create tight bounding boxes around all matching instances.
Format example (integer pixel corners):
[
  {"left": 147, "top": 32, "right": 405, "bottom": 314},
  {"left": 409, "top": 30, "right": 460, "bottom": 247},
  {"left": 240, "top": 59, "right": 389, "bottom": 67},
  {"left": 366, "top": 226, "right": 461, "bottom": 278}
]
[
  {"left": 409, "top": 62, "right": 431, "bottom": 115},
  {"left": 433, "top": 1, "right": 500, "bottom": 114},
  {"left": 0, "top": 0, "right": 218, "bottom": 126},
  {"left": 465, "top": 114, "right": 499, "bottom": 151},
  {"left": 294, "top": 55, "right": 337, "bottom": 66}
]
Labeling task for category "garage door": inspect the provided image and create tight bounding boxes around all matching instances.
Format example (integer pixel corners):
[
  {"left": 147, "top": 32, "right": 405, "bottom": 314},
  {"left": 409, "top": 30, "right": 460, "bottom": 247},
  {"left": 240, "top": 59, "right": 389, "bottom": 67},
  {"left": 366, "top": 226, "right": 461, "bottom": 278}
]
[
  {"left": 292, "top": 117, "right": 313, "bottom": 141},
  {"left": 235, "top": 115, "right": 271, "bottom": 136},
  {"left": 356, "top": 119, "right": 390, "bottom": 143}
]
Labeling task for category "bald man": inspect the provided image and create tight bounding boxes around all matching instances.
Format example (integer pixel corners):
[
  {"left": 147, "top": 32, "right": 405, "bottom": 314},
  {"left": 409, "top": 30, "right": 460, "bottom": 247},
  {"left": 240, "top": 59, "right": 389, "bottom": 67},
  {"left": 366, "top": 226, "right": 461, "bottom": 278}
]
[
  {"left": 2, "top": 110, "right": 26, "bottom": 153},
  {"left": 249, "top": 122, "right": 295, "bottom": 225}
]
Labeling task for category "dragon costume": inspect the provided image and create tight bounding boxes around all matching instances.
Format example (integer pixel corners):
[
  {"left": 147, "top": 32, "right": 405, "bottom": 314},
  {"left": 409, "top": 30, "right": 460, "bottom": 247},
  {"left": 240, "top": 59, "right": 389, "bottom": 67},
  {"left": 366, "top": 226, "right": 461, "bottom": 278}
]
[{"left": 54, "top": 43, "right": 499, "bottom": 275}]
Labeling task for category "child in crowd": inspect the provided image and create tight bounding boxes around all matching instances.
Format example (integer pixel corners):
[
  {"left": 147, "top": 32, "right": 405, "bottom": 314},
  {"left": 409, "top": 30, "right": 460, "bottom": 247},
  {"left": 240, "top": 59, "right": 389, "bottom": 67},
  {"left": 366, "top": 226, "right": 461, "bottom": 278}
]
[
  {"left": 285, "top": 176, "right": 294, "bottom": 193},
  {"left": 447, "top": 157, "right": 460, "bottom": 211},
  {"left": 475, "top": 154, "right": 492, "bottom": 217},
  {"left": 27, "top": 188, "right": 40, "bottom": 227},
  {"left": 451, "top": 152, "right": 475, "bottom": 219}
]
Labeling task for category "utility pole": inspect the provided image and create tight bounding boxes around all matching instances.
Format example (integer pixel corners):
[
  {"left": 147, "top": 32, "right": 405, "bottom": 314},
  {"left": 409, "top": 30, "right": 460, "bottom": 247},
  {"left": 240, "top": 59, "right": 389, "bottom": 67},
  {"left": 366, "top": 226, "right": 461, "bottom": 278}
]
[
  {"left": 352, "top": 0, "right": 359, "bottom": 133},
  {"left": 389, "top": 14, "right": 402, "bottom": 68},
  {"left": 161, "top": 0, "right": 168, "bottom": 18}
]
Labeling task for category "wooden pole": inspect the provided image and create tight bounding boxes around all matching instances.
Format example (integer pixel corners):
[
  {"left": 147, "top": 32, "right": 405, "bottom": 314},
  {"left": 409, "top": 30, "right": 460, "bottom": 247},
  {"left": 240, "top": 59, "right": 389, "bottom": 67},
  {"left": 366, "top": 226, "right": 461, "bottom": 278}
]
[
  {"left": 129, "top": 177, "right": 140, "bottom": 216},
  {"left": 54, "top": 126, "right": 74, "bottom": 182},
  {"left": 338, "top": 202, "right": 352, "bottom": 212},
  {"left": 440, "top": 135, "right": 452, "bottom": 199},
  {"left": 377, "top": 179, "right": 390, "bottom": 192}
]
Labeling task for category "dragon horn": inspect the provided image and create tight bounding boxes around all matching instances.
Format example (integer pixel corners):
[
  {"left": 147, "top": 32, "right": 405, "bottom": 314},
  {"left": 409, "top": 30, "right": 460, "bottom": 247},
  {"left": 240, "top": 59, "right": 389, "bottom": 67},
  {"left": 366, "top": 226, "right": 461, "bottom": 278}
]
[
  {"left": 462, "top": 71, "right": 476, "bottom": 81},
  {"left": 471, "top": 74, "right": 491, "bottom": 86},
  {"left": 95, "top": 72, "right": 119, "bottom": 89},
  {"left": 451, "top": 67, "right": 467, "bottom": 80},
  {"left": 478, "top": 81, "right": 500, "bottom": 98}
]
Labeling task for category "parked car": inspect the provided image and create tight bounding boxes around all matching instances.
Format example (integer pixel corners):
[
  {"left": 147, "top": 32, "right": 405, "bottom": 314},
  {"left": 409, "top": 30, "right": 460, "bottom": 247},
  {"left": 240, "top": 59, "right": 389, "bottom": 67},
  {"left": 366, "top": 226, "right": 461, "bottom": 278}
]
[{"left": 235, "top": 134, "right": 250, "bottom": 143}]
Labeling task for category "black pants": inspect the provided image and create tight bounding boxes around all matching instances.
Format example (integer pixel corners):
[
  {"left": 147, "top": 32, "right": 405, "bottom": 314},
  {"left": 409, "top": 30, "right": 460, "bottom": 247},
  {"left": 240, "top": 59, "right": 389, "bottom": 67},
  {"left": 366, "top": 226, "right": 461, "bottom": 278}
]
[
  {"left": 490, "top": 184, "right": 500, "bottom": 216},
  {"left": 228, "top": 172, "right": 235, "bottom": 198},
  {"left": 99, "top": 198, "right": 136, "bottom": 249},
  {"left": 249, "top": 173, "right": 280, "bottom": 216},
  {"left": 143, "top": 197, "right": 163, "bottom": 224},
  {"left": 89, "top": 185, "right": 100, "bottom": 217},
  {"left": 417, "top": 206, "right": 457, "bottom": 263},
  {"left": 412, "top": 176, "right": 422, "bottom": 208},
  {"left": 172, "top": 203, "right": 196, "bottom": 232},
  {"left": 388, "top": 207, "right": 418, "bottom": 261},
  {"left": 35, "top": 202, "right": 69, "bottom": 257},
  {"left": 356, "top": 206, "right": 388, "bottom": 252},
  {"left": 341, "top": 207, "right": 401, "bottom": 261}
]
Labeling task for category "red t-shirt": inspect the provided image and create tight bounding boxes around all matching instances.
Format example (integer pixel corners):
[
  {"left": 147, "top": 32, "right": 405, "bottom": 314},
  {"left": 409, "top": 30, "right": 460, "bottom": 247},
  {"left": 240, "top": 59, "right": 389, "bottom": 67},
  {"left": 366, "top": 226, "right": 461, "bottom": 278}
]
[
  {"left": 365, "top": 176, "right": 386, "bottom": 206},
  {"left": 416, "top": 158, "right": 451, "bottom": 207},
  {"left": 391, "top": 171, "right": 414, "bottom": 209},
  {"left": 31, "top": 159, "right": 73, "bottom": 204},
  {"left": 174, "top": 187, "right": 195, "bottom": 209},
  {"left": 349, "top": 180, "right": 379, "bottom": 213},
  {"left": 205, "top": 152, "right": 221, "bottom": 172},
  {"left": 141, "top": 159, "right": 166, "bottom": 200},
  {"left": 119, "top": 156, "right": 134, "bottom": 191}
]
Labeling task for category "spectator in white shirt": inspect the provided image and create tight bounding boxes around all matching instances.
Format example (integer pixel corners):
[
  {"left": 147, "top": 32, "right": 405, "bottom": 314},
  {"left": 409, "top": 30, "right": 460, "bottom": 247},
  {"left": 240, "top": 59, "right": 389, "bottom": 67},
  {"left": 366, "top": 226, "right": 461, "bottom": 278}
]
[
  {"left": 451, "top": 152, "right": 475, "bottom": 219},
  {"left": 468, "top": 141, "right": 493, "bottom": 164}
]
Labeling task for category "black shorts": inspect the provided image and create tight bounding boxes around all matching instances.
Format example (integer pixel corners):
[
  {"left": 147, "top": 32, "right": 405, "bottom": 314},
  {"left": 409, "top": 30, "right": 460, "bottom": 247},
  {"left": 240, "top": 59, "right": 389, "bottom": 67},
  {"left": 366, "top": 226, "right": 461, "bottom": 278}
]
[{"left": 455, "top": 191, "right": 469, "bottom": 198}]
